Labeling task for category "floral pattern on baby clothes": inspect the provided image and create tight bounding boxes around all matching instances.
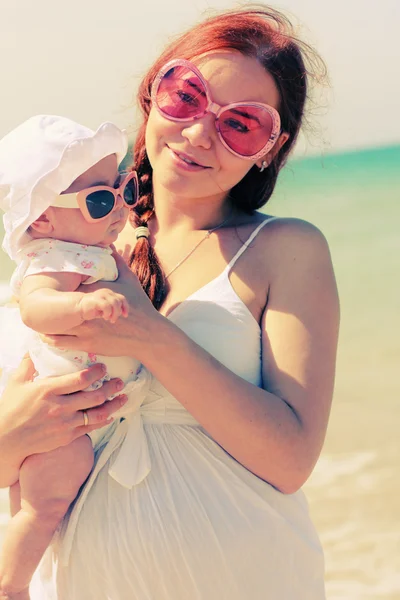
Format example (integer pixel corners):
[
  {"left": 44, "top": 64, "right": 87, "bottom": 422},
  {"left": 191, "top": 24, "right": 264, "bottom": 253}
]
[{"left": 10, "top": 238, "right": 118, "bottom": 296}]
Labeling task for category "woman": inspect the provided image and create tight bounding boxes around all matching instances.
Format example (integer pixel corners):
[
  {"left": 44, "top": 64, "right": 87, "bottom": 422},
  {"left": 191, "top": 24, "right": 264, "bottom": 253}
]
[{"left": 1, "top": 6, "right": 339, "bottom": 599}]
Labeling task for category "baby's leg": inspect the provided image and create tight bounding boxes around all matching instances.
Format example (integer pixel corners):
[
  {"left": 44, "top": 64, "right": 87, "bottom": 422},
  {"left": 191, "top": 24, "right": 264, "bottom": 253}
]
[
  {"left": 0, "top": 436, "right": 94, "bottom": 599},
  {"left": 0, "top": 485, "right": 28, "bottom": 600}
]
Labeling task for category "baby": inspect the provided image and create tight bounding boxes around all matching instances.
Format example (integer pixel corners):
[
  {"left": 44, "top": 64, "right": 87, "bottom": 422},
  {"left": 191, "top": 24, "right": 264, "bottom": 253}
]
[{"left": 0, "top": 115, "right": 149, "bottom": 600}]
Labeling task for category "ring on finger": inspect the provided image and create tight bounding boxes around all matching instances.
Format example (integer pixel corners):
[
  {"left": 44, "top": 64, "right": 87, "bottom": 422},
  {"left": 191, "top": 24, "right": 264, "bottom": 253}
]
[{"left": 82, "top": 410, "right": 89, "bottom": 427}]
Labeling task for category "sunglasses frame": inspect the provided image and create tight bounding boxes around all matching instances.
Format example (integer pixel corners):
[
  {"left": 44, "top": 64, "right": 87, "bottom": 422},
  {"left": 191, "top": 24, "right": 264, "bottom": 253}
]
[
  {"left": 151, "top": 58, "right": 282, "bottom": 161},
  {"left": 51, "top": 171, "right": 139, "bottom": 223}
]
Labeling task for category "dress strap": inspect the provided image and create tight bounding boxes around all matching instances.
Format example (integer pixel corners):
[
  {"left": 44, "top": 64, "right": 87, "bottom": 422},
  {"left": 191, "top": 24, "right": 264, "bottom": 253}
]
[{"left": 226, "top": 216, "right": 280, "bottom": 272}]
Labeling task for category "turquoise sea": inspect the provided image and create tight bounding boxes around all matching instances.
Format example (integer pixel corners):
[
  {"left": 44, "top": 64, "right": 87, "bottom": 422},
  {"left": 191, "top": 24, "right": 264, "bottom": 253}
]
[{"left": 1, "top": 144, "right": 399, "bottom": 599}]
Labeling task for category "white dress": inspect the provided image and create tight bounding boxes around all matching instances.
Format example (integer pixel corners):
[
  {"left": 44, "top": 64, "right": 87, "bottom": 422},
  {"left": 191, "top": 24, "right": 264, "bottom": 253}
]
[{"left": 30, "top": 219, "right": 326, "bottom": 599}]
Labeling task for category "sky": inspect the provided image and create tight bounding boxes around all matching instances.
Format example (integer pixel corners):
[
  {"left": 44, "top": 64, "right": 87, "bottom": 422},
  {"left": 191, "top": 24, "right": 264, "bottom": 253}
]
[{"left": 1, "top": 0, "right": 399, "bottom": 156}]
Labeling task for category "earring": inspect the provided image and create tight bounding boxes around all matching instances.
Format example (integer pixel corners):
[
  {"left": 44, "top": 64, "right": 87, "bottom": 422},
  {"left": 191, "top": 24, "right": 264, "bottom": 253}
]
[{"left": 259, "top": 160, "right": 268, "bottom": 173}]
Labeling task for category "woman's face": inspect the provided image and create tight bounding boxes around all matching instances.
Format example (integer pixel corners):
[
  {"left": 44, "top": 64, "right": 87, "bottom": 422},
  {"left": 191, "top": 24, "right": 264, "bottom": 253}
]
[{"left": 145, "top": 51, "right": 282, "bottom": 203}]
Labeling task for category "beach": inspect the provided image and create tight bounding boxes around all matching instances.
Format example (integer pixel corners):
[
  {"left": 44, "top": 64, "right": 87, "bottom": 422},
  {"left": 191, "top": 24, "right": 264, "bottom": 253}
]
[{"left": 1, "top": 144, "right": 399, "bottom": 599}]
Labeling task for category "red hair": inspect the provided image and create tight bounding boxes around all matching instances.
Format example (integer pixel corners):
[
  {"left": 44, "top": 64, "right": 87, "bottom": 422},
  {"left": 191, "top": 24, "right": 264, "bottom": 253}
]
[{"left": 129, "top": 5, "right": 325, "bottom": 308}]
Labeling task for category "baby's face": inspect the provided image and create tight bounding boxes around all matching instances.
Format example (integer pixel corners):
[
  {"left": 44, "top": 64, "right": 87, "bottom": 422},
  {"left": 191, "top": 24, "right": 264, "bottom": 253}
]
[{"left": 49, "top": 155, "right": 129, "bottom": 247}]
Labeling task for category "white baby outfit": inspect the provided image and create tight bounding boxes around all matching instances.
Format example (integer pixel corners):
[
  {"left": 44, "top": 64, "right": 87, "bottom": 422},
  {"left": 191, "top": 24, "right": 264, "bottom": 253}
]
[
  {"left": 9, "top": 238, "right": 140, "bottom": 386},
  {"left": 3, "top": 237, "right": 151, "bottom": 488},
  {"left": 30, "top": 218, "right": 326, "bottom": 600}
]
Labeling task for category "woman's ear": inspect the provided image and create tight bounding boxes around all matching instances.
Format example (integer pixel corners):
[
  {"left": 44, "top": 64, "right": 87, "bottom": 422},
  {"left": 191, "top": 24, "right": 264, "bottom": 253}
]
[
  {"left": 29, "top": 211, "right": 54, "bottom": 235},
  {"left": 257, "top": 132, "right": 290, "bottom": 169}
]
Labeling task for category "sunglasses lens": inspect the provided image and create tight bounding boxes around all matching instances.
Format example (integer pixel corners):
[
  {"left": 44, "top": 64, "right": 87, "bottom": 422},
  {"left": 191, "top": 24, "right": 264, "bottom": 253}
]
[
  {"left": 85, "top": 190, "right": 115, "bottom": 219},
  {"left": 155, "top": 65, "right": 208, "bottom": 119},
  {"left": 218, "top": 106, "right": 274, "bottom": 157},
  {"left": 123, "top": 177, "right": 137, "bottom": 206}
]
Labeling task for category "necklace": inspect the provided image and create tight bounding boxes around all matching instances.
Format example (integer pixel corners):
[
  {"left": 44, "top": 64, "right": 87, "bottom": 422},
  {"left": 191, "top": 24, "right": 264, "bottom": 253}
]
[{"left": 165, "top": 213, "right": 232, "bottom": 279}]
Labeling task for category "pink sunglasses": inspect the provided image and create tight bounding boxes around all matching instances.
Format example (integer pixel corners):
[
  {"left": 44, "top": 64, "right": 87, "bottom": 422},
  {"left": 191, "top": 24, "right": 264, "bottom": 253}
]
[
  {"left": 51, "top": 171, "right": 138, "bottom": 223},
  {"left": 151, "top": 58, "right": 281, "bottom": 161}
]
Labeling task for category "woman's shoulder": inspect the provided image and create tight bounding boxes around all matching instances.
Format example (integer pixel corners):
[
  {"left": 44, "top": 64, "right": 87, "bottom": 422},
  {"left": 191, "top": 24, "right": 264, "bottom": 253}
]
[
  {"left": 246, "top": 214, "right": 333, "bottom": 278},
  {"left": 255, "top": 214, "right": 329, "bottom": 248},
  {"left": 238, "top": 213, "right": 330, "bottom": 252}
]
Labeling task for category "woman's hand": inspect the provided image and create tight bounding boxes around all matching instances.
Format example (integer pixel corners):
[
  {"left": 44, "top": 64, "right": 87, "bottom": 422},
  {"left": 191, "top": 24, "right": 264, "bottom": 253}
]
[
  {"left": 0, "top": 355, "right": 129, "bottom": 486},
  {"left": 41, "top": 250, "right": 163, "bottom": 361}
]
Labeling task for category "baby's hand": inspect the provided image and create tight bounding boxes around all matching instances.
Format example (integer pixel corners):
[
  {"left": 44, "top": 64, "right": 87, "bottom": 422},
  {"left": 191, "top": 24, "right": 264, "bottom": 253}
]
[{"left": 79, "top": 289, "right": 129, "bottom": 323}]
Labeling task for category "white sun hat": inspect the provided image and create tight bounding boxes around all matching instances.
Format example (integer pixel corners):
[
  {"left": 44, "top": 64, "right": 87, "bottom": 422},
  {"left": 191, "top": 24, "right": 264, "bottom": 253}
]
[{"left": 0, "top": 115, "right": 128, "bottom": 260}]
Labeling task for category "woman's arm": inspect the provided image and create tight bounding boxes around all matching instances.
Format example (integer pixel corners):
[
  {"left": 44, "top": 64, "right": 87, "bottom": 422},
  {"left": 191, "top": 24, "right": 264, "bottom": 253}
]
[
  {"left": 43, "top": 223, "right": 339, "bottom": 493},
  {"left": 144, "top": 222, "right": 339, "bottom": 493},
  {"left": 19, "top": 272, "right": 128, "bottom": 333},
  {"left": 0, "top": 356, "right": 128, "bottom": 488}
]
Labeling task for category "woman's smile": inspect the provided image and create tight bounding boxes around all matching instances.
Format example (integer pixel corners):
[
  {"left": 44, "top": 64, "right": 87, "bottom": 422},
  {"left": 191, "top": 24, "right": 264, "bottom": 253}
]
[{"left": 167, "top": 145, "right": 211, "bottom": 171}]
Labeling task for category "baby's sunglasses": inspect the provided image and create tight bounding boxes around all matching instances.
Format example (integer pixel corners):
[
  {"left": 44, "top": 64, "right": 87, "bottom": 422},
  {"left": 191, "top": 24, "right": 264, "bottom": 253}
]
[
  {"left": 50, "top": 171, "right": 138, "bottom": 222},
  {"left": 151, "top": 59, "right": 282, "bottom": 161}
]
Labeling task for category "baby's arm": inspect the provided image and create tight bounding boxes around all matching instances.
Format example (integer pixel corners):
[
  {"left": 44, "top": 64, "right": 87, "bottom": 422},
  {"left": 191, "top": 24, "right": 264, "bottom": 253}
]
[{"left": 19, "top": 272, "right": 128, "bottom": 334}]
